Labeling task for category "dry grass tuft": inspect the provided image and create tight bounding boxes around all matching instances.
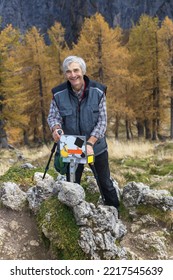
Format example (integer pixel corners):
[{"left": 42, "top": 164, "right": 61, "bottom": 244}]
[
  {"left": 0, "top": 144, "right": 51, "bottom": 176},
  {"left": 107, "top": 139, "right": 154, "bottom": 159},
  {"left": 20, "top": 145, "right": 51, "bottom": 161}
]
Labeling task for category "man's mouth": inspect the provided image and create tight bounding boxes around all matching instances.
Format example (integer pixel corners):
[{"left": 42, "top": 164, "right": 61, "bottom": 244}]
[{"left": 71, "top": 77, "right": 79, "bottom": 81}]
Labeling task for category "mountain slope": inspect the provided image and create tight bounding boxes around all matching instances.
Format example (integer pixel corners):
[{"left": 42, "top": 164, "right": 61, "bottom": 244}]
[{"left": 0, "top": 0, "right": 172, "bottom": 44}]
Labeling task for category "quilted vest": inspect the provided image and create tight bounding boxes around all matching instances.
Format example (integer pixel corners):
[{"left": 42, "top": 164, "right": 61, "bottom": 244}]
[{"left": 52, "top": 76, "right": 107, "bottom": 156}]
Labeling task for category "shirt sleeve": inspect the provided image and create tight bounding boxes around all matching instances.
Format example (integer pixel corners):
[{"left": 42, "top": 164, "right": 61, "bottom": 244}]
[
  {"left": 47, "top": 99, "right": 62, "bottom": 131},
  {"left": 90, "top": 93, "right": 107, "bottom": 139}
]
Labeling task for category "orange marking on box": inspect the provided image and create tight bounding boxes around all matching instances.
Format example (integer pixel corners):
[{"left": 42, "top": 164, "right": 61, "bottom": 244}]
[{"left": 68, "top": 149, "right": 82, "bottom": 155}]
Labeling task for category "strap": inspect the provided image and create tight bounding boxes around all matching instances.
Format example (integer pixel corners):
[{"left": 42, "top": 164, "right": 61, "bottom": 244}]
[{"left": 86, "top": 141, "right": 94, "bottom": 147}]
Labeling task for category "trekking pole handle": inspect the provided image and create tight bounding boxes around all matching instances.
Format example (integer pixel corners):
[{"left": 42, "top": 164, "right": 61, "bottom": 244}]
[{"left": 57, "top": 129, "right": 62, "bottom": 135}]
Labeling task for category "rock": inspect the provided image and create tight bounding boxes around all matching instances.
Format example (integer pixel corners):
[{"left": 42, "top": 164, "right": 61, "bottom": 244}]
[
  {"left": 8, "top": 220, "right": 20, "bottom": 231},
  {"left": 122, "top": 181, "right": 150, "bottom": 207},
  {"left": 27, "top": 172, "right": 56, "bottom": 212},
  {"left": 133, "top": 231, "right": 168, "bottom": 259},
  {"left": 123, "top": 181, "right": 173, "bottom": 211},
  {"left": 142, "top": 189, "right": 172, "bottom": 210},
  {"left": 29, "top": 240, "right": 39, "bottom": 246},
  {"left": 73, "top": 201, "right": 95, "bottom": 225},
  {"left": 57, "top": 181, "right": 85, "bottom": 207},
  {"left": 21, "top": 163, "right": 36, "bottom": 169},
  {"left": 56, "top": 179, "right": 127, "bottom": 260},
  {"left": 0, "top": 182, "right": 27, "bottom": 211}
]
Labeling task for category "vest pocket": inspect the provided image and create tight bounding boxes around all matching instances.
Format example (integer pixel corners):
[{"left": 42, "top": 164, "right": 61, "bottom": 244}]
[
  {"left": 59, "top": 109, "right": 73, "bottom": 128},
  {"left": 91, "top": 104, "right": 99, "bottom": 125}
]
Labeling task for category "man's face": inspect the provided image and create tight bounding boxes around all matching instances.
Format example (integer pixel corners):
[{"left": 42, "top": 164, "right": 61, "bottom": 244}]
[{"left": 65, "top": 62, "right": 84, "bottom": 91}]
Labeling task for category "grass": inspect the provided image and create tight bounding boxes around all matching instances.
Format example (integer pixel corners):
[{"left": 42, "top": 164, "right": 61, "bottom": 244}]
[
  {"left": 107, "top": 139, "right": 173, "bottom": 195},
  {"left": 1, "top": 139, "right": 173, "bottom": 194},
  {"left": 107, "top": 139, "right": 154, "bottom": 159},
  {"left": 0, "top": 144, "right": 52, "bottom": 176}
]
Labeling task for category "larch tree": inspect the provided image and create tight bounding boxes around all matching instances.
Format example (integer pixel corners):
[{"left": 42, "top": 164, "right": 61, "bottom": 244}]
[
  {"left": 0, "top": 24, "right": 26, "bottom": 147},
  {"left": 47, "top": 21, "right": 68, "bottom": 87},
  {"left": 21, "top": 27, "right": 52, "bottom": 144},
  {"left": 72, "top": 13, "right": 131, "bottom": 139},
  {"left": 128, "top": 15, "right": 167, "bottom": 140},
  {"left": 159, "top": 16, "right": 173, "bottom": 139}
]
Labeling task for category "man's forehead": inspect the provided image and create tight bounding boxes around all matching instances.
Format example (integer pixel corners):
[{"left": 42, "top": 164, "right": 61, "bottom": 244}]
[{"left": 67, "top": 62, "right": 81, "bottom": 70}]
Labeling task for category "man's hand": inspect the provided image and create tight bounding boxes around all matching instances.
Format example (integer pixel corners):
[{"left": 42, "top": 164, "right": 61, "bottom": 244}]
[
  {"left": 86, "top": 142, "right": 94, "bottom": 155},
  {"left": 52, "top": 129, "right": 63, "bottom": 142}
]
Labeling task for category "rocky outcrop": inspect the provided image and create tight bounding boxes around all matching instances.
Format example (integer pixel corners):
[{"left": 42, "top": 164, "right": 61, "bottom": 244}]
[
  {"left": 27, "top": 173, "right": 127, "bottom": 260},
  {"left": 1, "top": 171, "right": 173, "bottom": 259},
  {"left": 0, "top": 0, "right": 172, "bottom": 44},
  {"left": 122, "top": 181, "right": 173, "bottom": 211}
]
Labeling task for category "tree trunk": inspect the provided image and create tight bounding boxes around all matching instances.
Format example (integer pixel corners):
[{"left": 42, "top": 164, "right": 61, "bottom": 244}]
[
  {"left": 97, "top": 31, "right": 104, "bottom": 83},
  {"left": 23, "top": 130, "right": 30, "bottom": 146},
  {"left": 152, "top": 119, "right": 157, "bottom": 140},
  {"left": 0, "top": 120, "right": 8, "bottom": 148},
  {"left": 170, "top": 97, "right": 173, "bottom": 139},
  {"left": 136, "top": 120, "right": 144, "bottom": 138},
  {"left": 114, "top": 115, "right": 119, "bottom": 139},
  {"left": 144, "top": 119, "right": 151, "bottom": 139},
  {"left": 125, "top": 119, "right": 131, "bottom": 140}
]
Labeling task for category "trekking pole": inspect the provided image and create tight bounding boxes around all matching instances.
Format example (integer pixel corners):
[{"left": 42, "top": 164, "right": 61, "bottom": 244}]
[
  {"left": 42, "top": 129, "right": 62, "bottom": 179},
  {"left": 88, "top": 163, "right": 105, "bottom": 204}
]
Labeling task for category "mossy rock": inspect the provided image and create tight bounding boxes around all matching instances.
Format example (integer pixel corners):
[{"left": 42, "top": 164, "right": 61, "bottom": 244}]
[
  {"left": 37, "top": 197, "right": 87, "bottom": 260},
  {"left": 0, "top": 165, "right": 57, "bottom": 189}
]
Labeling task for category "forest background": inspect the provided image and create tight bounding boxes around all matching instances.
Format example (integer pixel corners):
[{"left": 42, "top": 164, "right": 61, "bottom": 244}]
[{"left": 1, "top": 13, "right": 173, "bottom": 148}]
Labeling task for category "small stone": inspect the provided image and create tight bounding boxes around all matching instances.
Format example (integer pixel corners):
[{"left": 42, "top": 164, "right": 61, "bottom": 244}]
[
  {"left": 29, "top": 240, "right": 39, "bottom": 246},
  {"left": 9, "top": 220, "right": 19, "bottom": 231}
]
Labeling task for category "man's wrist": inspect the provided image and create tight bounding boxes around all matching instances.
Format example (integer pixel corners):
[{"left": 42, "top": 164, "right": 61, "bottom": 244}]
[
  {"left": 87, "top": 136, "right": 97, "bottom": 147},
  {"left": 52, "top": 125, "right": 61, "bottom": 132},
  {"left": 86, "top": 141, "right": 94, "bottom": 147}
]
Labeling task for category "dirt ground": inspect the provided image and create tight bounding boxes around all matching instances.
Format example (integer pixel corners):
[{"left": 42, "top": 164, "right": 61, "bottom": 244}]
[{"left": 0, "top": 207, "right": 53, "bottom": 260}]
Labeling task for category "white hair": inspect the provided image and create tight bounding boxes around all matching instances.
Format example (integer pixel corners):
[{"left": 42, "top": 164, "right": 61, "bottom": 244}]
[{"left": 62, "top": 56, "right": 86, "bottom": 74}]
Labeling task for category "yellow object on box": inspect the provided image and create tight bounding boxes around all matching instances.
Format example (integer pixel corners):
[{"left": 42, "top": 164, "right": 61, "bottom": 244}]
[
  {"left": 60, "top": 144, "right": 68, "bottom": 157},
  {"left": 87, "top": 154, "right": 94, "bottom": 164}
]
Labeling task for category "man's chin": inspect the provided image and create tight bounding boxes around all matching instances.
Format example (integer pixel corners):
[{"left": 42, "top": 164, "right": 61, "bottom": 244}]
[{"left": 71, "top": 81, "right": 80, "bottom": 87}]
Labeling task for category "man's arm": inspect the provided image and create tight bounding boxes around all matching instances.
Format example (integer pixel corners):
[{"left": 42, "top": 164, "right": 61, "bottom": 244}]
[
  {"left": 47, "top": 99, "right": 62, "bottom": 132},
  {"left": 47, "top": 99, "right": 63, "bottom": 142},
  {"left": 86, "top": 94, "right": 107, "bottom": 155},
  {"left": 87, "top": 94, "right": 107, "bottom": 146}
]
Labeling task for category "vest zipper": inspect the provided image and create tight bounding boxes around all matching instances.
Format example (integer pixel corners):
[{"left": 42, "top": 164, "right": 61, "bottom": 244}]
[{"left": 78, "top": 100, "right": 82, "bottom": 134}]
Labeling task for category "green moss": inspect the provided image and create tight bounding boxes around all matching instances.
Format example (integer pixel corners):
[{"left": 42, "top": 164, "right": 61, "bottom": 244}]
[
  {"left": 119, "top": 202, "right": 132, "bottom": 222},
  {"left": 37, "top": 197, "right": 87, "bottom": 260},
  {"left": 81, "top": 181, "right": 100, "bottom": 204},
  {"left": 80, "top": 170, "right": 100, "bottom": 204},
  {"left": 0, "top": 165, "right": 57, "bottom": 186}
]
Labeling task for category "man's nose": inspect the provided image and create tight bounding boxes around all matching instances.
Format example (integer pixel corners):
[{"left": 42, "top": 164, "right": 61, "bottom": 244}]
[{"left": 70, "top": 71, "right": 76, "bottom": 77}]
